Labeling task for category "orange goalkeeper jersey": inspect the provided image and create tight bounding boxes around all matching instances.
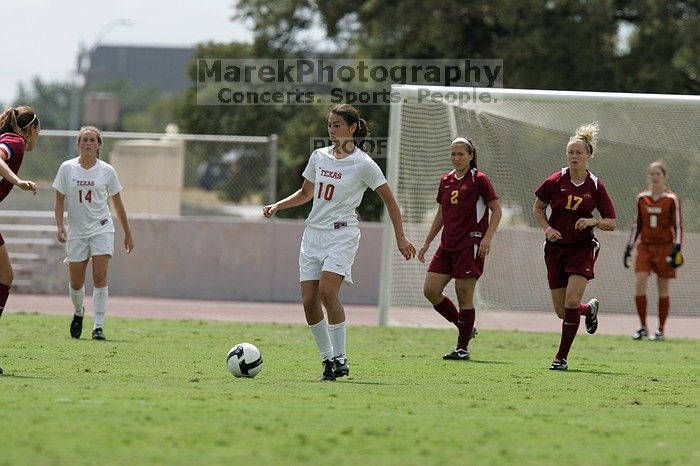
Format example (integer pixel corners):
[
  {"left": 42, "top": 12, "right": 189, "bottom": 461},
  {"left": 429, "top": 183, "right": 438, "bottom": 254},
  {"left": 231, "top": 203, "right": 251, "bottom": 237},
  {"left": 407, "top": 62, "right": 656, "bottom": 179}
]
[{"left": 628, "top": 190, "right": 682, "bottom": 246}]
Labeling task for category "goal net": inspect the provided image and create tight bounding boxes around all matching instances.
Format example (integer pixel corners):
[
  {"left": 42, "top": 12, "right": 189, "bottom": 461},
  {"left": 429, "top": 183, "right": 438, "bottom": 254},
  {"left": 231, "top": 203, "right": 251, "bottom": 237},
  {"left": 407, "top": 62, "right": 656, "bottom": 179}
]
[{"left": 379, "top": 85, "right": 700, "bottom": 325}]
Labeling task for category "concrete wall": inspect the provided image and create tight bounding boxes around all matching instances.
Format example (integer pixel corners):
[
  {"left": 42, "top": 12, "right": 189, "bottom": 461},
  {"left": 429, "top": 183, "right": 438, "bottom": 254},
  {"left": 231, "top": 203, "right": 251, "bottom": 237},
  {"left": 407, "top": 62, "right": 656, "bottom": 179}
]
[
  {"left": 102, "top": 217, "right": 383, "bottom": 304},
  {"left": 110, "top": 139, "right": 185, "bottom": 216}
]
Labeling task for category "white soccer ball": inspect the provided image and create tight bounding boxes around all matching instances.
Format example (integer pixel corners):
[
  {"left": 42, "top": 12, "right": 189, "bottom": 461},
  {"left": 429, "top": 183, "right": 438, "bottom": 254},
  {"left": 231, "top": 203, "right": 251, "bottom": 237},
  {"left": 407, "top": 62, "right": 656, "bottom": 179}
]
[{"left": 226, "top": 342, "right": 263, "bottom": 378}]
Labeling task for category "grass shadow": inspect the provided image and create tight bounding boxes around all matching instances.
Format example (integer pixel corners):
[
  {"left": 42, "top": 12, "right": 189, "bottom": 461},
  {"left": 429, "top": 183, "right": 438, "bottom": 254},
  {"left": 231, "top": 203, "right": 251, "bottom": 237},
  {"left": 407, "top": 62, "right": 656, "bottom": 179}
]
[
  {"left": 1, "top": 373, "right": 54, "bottom": 380},
  {"left": 563, "top": 369, "right": 620, "bottom": 375}
]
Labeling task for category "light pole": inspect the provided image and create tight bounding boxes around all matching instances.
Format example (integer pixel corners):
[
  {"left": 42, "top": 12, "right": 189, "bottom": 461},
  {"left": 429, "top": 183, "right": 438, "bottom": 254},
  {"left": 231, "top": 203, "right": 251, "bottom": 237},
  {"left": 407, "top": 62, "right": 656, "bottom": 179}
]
[{"left": 67, "top": 18, "right": 133, "bottom": 132}]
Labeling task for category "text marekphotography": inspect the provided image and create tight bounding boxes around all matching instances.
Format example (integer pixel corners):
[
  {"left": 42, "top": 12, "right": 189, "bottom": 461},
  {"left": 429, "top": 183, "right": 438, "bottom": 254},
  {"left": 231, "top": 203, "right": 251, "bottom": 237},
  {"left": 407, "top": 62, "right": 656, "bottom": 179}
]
[{"left": 196, "top": 59, "right": 503, "bottom": 106}]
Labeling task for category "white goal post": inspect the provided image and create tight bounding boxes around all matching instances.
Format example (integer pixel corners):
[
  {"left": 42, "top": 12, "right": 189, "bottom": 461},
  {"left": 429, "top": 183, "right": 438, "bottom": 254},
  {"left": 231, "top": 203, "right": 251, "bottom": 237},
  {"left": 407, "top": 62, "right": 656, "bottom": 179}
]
[{"left": 379, "top": 85, "right": 700, "bottom": 326}]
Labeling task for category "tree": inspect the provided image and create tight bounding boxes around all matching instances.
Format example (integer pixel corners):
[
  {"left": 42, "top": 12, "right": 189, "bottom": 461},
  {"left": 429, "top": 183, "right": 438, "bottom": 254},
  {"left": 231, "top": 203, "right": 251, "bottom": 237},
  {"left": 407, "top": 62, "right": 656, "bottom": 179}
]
[
  {"left": 14, "top": 78, "right": 78, "bottom": 130},
  {"left": 174, "top": 0, "right": 699, "bottom": 219}
]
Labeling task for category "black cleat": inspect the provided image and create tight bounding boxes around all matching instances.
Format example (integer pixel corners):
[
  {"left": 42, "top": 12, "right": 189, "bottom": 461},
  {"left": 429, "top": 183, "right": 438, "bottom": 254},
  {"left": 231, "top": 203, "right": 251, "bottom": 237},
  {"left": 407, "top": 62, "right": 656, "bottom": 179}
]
[
  {"left": 70, "top": 312, "right": 84, "bottom": 339},
  {"left": 0, "top": 365, "right": 3, "bottom": 375},
  {"left": 333, "top": 357, "right": 350, "bottom": 378},
  {"left": 585, "top": 298, "right": 599, "bottom": 334},
  {"left": 550, "top": 359, "right": 568, "bottom": 370},
  {"left": 443, "top": 348, "right": 470, "bottom": 360},
  {"left": 321, "top": 359, "right": 336, "bottom": 381},
  {"left": 632, "top": 327, "right": 648, "bottom": 340},
  {"left": 92, "top": 327, "right": 106, "bottom": 341}
]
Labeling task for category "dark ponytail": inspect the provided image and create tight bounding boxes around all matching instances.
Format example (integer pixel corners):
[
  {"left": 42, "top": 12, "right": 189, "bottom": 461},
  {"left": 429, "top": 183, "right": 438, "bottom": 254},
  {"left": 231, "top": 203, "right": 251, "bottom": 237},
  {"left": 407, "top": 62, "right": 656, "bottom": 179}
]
[{"left": 0, "top": 106, "right": 39, "bottom": 140}]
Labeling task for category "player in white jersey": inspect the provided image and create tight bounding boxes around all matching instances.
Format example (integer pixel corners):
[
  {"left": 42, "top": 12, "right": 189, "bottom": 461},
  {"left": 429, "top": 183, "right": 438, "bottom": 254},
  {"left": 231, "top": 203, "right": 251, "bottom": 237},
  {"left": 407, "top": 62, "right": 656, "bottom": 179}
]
[
  {"left": 263, "top": 104, "right": 416, "bottom": 380},
  {"left": 53, "top": 126, "right": 134, "bottom": 341}
]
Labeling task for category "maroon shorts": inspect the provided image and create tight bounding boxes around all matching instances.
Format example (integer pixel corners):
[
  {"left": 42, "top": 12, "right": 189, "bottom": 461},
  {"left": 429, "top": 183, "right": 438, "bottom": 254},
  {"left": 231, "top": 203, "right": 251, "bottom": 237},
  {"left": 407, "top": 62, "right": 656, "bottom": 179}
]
[
  {"left": 636, "top": 242, "right": 675, "bottom": 278},
  {"left": 428, "top": 244, "right": 484, "bottom": 279},
  {"left": 544, "top": 238, "right": 600, "bottom": 289}
]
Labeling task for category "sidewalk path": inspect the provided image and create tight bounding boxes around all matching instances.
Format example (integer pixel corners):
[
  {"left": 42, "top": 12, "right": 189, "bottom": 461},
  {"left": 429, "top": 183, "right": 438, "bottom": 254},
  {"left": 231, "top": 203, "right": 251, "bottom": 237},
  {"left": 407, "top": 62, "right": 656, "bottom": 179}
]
[{"left": 6, "top": 294, "right": 699, "bottom": 338}]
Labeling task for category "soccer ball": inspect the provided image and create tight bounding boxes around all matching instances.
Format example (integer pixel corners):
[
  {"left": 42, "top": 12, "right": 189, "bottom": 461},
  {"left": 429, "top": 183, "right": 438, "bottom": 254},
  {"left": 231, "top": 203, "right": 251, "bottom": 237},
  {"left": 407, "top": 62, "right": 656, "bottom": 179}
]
[{"left": 226, "top": 342, "right": 263, "bottom": 378}]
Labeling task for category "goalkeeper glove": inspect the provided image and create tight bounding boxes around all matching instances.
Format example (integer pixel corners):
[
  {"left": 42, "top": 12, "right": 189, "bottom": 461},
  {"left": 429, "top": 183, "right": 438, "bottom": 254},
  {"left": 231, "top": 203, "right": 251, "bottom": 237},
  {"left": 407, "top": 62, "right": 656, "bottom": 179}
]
[
  {"left": 623, "top": 244, "right": 632, "bottom": 269},
  {"left": 668, "top": 244, "right": 683, "bottom": 268}
]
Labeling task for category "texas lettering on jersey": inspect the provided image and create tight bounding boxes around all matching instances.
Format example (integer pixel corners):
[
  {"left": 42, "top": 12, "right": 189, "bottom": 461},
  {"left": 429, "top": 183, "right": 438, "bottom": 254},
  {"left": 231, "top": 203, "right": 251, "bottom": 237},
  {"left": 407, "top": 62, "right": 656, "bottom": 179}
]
[{"left": 320, "top": 169, "right": 342, "bottom": 180}]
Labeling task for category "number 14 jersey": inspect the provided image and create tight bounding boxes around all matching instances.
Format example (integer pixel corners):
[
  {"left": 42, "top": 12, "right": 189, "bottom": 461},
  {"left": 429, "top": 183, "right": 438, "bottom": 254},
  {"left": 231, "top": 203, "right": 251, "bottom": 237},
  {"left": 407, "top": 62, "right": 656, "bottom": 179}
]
[{"left": 52, "top": 157, "right": 122, "bottom": 238}]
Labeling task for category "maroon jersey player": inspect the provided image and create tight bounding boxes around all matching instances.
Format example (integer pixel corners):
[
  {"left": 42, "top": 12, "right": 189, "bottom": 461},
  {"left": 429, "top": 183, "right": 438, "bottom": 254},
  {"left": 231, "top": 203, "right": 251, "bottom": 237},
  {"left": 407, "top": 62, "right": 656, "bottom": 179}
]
[
  {"left": 0, "top": 106, "right": 41, "bottom": 375},
  {"left": 418, "top": 137, "right": 502, "bottom": 361},
  {"left": 533, "top": 123, "right": 616, "bottom": 371}
]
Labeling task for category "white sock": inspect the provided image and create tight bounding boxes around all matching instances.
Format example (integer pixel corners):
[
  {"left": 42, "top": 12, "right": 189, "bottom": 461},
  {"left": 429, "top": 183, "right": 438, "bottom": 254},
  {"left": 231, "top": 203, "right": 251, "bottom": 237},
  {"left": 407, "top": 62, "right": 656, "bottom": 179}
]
[
  {"left": 69, "top": 284, "right": 85, "bottom": 316},
  {"left": 93, "top": 286, "right": 108, "bottom": 329},
  {"left": 328, "top": 321, "right": 347, "bottom": 360},
  {"left": 308, "top": 318, "right": 334, "bottom": 361}
]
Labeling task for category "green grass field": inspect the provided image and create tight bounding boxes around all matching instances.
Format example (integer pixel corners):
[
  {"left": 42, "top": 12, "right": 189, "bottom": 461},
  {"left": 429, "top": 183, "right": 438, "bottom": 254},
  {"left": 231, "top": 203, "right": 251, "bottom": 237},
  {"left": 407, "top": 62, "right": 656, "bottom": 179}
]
[{"left": 1, "top": 313, "right": 698, "bottom": 466}]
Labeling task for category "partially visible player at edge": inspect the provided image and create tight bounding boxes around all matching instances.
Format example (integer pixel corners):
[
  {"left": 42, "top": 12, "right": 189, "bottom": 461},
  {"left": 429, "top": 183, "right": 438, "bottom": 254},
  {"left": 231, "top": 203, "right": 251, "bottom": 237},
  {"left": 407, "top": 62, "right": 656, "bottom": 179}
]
[
  {"left": 0, "top": 106, "right": 41, "bottom": 376},
  {"left": 624, "top": 161, "right": 682, "bottom": 341},
  {"left": 533, "top": 123, "right": 616, "bottom": 371},
  {"left": 263, "top": 104, "right": 416, "bottom": 381},
  {"left": 53, "top": 126, "right": 134, "bottom": 342},
  {"left": 418, "top": 137, "right": 501, "bottom": 360}
]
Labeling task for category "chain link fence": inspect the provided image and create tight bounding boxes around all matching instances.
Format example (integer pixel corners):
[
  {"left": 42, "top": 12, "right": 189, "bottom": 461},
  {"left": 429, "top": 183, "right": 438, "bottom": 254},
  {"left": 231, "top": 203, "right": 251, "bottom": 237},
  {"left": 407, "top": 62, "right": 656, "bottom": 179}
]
[{"left": 8, "top": 129, "right": 277, "bottom": 218}]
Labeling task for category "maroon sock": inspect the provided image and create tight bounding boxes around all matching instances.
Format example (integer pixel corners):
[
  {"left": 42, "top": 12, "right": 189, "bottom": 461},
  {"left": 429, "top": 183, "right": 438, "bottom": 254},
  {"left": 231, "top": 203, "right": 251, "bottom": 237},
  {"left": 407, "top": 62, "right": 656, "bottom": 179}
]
[
  {"left": 555, "top": 307, "right": 581, "bottom": 361},
  {"left": 433, "top": 296, "right": 458, "bottom": 326},
  {"left": 457, "top": 308, "right": 476, "bottom": 349},
  {"left": 579, "top": 302, "right": 592, "bottom": 316},
  {"left": 635, "top": 295, "right": 648, "bottom": 328},
  {"left": 0, "top": 283, "right": 9, "bottom": 319},
  {"left": 658, "top": 297, "right": 670, "bottom": 333}
]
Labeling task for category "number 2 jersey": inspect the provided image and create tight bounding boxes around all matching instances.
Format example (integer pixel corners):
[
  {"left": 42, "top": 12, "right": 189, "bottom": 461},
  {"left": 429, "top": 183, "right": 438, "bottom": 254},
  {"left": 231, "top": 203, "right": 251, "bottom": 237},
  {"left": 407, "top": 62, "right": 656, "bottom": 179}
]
[
  {"left": 535, "top": 168, "right": 616, "bottom": 246},
  {"left": 302, "top": 146, "right": 386, "bottom": 229},
  {"left": 628, "top": 189, "right": 682, "bottom": 246},
  {"left": 52, "top": 157, "right": 122, "bottom": 238},
  {"left": 437, "top": 168, "right": 499, "bottom": 251}
]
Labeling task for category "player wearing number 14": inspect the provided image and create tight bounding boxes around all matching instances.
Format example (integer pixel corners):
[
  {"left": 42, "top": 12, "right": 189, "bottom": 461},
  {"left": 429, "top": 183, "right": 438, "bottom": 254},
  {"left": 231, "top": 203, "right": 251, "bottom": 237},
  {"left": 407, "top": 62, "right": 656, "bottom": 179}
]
[{"left": 53, "top": 126, "right": 134, "bottom": 341}]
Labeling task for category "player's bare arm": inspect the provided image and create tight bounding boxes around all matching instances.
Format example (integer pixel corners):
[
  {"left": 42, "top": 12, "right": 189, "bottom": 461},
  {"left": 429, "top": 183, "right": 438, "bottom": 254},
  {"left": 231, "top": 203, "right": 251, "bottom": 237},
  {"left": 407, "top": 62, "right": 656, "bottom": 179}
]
[
  {"left": 533, "top": 198, "right": 562, "bottom": 241},
  {"left": 574, "top": 216, "right": 615, "bottom": 231},
  {"left": 111, "top": 193, "right": 134, "bottom": 253},
  {"left": 418, "top": 205, "right": 444, "bottom": 263},
  {"left": 375, "top": 183, "right": 416, "bottom": 260},
  {"left": 263, "top": 179, "right": 314, "bottom": 218},
  {"left": 54, "top": 191, "right": 67, "bottom": 243},
  {"left": 479, "top": 199, "right": 502, "bottom": 258},
  {"left": 0, "top": 156, "right": 37, "bottom": 194}
]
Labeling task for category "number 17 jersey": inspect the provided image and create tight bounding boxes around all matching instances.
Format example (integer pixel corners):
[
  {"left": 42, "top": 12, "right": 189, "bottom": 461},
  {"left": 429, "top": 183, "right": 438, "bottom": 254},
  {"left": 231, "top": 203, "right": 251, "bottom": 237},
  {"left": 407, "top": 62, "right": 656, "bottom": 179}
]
[
  {"left": 52, "top": 157, "right": 123, "bottom": 239},
  {"left": 535, "top": 168, "right": 616, "bottom": 246}
]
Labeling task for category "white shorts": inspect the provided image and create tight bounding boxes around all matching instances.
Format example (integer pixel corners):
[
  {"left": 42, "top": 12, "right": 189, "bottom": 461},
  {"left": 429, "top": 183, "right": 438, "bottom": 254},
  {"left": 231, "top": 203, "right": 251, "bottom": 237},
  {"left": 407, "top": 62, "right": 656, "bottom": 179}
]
[
  {"left": 299, "top": 226, "right": 361, "bottom": 285},
  {"left": 64, "top": 232, "right": 114, "bottom": 263}
]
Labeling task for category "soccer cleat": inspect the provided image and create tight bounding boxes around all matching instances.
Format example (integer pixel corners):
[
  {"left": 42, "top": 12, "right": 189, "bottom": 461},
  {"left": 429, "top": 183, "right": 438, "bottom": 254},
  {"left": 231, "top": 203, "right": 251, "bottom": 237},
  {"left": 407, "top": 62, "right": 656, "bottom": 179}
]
[
  {"left": 651, "top": 330, "right": 665, "bottom": 341},
  {"left": 632, "top": 327, "right": 648, "bottom": 340},
  {"left": 92, "top": 327, "right": 106, "bottom": 341},
  {"left": 321, "top": 359, "right": 336, "bottom": 381},
  {"left": 550, "top": 359, "right": 568, "bottom": 370},
  {"left": 70, "top": 312, "right": 84, "bottom": 339},
  {"left": 333, "top": 357, "right": 350, "bottom": 378},
  {"left": 0, "top": 365, "right": 3, "bottom": 375},
  {"left": 443, "top": 348, "right": 470, "bottom": 360},
  {"left": 585, "top": 298, "right": 599, "bottom": 334}
]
